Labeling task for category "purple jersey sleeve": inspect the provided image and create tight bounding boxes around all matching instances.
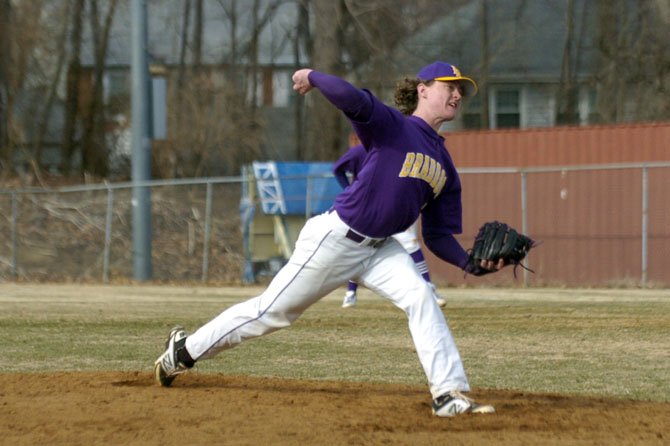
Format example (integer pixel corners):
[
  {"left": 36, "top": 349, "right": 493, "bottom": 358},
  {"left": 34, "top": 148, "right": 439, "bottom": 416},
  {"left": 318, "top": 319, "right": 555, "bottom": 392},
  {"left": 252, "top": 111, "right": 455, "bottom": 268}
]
[
  {"left": 308, "top": 72, "right": 373, "bottom": 121},
  {"left": 422, "top": 231, "right": 469, "bottom": 269}
]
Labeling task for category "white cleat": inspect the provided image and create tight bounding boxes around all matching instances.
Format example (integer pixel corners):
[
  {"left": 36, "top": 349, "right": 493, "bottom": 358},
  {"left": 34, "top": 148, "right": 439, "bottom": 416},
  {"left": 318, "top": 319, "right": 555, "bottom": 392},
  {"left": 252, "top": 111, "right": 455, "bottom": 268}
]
[
  {"left": 432, "top": 391, "right": 495, "bottom": 417},
  {"left": 341, "top": 290, "right": 358, "bottom": 308},
  {"left": 154, "top": 326, "right": 190, "bottom": 387}
]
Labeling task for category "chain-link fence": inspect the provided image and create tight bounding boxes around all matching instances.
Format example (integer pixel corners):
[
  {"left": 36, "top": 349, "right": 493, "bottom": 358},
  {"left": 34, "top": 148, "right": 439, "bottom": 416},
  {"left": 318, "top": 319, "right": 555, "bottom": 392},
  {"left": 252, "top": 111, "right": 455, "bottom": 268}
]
[
  {"left": 1, "top": 162, "right": 669, "bottom": 287},
  {"left": 0, "top": 178, "right": 245, "bottom": 283}
]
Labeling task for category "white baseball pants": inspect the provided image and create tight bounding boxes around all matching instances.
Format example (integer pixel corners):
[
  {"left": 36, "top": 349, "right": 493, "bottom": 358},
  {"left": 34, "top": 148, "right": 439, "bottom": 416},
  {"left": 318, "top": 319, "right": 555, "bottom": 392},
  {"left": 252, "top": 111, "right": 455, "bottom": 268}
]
[{"left": 184, "top": 210, "right": 470, "bottom": 398}]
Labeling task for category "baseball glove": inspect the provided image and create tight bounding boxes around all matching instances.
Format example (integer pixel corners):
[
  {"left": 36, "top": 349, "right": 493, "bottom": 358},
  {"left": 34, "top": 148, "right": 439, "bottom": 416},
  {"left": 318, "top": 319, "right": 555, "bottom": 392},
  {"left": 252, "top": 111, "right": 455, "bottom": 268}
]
[{"left": 465, "top": 221, "right": 536, "bottom": 276}]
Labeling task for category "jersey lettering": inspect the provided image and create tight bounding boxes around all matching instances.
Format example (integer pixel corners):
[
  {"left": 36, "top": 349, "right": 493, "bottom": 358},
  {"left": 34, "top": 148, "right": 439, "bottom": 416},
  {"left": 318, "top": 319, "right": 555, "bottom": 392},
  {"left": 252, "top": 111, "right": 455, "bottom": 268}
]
[
  {"left": 427, "top": 158, "right": 437, "bottom": 185},
  {"left": 409, "top": 153, "right": 424, "bottom": 177},
  {"left": 398, "top": 152, "right": 447, "bottom": 196},
  {"left": 399, "top": 153, "right": 415, "bottom": 176},
  {"left": 419, "top": 155, "right": 430, "bottom": 178}
]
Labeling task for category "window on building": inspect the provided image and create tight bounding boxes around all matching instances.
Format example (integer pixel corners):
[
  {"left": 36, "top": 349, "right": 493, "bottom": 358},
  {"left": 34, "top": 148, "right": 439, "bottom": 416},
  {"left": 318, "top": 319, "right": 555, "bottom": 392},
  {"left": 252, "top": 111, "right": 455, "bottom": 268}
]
[
  {"left": 581, "top": 86, "right": 601, "bottom": 125},
  {"left": 494, "top": 89, "right": 520, "bottom": 128},
  {"left": 247, "top": 69, "right": 291, "bottom": 108},
  {"left": 272, "top": 71, "right": 290, "bottom": 107},
  {"left": 103, "top": 71, "right": 130, "bottom": 114}
]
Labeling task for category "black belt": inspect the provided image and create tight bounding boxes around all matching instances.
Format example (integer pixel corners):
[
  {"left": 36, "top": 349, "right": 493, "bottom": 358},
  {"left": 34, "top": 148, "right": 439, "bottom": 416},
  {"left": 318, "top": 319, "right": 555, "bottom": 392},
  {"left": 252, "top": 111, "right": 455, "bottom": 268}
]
[{"left": 345, "top": 229, "right": 387, "bottom": 248}]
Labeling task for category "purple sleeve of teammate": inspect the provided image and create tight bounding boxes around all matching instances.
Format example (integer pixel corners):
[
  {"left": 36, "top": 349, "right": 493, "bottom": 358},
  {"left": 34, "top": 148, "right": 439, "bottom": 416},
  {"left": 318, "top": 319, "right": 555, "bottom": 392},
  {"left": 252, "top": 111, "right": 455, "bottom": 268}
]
[
  {"left": 308, "top": 71, "right": 373, "bottom": 121},
  {"left": 333, "top": 170, "right": 350, "bottom": 189},
  {"left": 332, "top": 151, "right": 352, "bottom": 189},
  {"left": 333, "top": 144, "right": 367, "bottom": 189}
]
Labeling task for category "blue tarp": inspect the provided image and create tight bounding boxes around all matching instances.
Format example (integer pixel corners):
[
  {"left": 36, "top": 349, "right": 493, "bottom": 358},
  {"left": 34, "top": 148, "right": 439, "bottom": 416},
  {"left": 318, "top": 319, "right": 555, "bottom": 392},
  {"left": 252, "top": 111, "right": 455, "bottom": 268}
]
[
  {"left": 255, "top": 161, "right": 341, "bottom": 215},
  {"left": 244, "top": 161, "right": 341, "bottom": 282}
]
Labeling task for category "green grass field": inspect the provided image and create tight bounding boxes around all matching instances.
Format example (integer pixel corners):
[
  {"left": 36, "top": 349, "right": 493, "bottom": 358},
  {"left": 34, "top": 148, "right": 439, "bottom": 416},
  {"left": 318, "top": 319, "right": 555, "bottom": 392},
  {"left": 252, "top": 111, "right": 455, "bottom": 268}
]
[{"left": 2, "top": 284, "right": 668, "bottom": 402}]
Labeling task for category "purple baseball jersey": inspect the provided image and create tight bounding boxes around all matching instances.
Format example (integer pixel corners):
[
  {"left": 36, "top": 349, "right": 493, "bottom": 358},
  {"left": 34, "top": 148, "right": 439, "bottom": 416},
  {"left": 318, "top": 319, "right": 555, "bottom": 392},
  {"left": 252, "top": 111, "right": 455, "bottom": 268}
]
[{"left": 311, "top": 71, "right": 469, "bottom": 268}]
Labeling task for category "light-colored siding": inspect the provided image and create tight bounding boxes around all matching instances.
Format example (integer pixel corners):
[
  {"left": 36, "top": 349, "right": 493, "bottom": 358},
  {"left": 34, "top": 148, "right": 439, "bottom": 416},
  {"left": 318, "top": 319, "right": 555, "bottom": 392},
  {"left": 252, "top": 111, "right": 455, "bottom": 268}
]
[{"left": 523, "top": 85, "right": 555, "bottom": 128}]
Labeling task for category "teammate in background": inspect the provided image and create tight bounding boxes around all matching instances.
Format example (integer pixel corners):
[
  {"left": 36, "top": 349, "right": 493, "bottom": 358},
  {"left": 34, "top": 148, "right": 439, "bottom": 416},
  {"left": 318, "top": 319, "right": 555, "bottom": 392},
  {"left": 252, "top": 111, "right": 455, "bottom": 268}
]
[
  {"left": 155, "top": 61, "right": 507, "bottom": 417},
  {"left": 333, "top": 143, "right": 447, "bottom": 308}
]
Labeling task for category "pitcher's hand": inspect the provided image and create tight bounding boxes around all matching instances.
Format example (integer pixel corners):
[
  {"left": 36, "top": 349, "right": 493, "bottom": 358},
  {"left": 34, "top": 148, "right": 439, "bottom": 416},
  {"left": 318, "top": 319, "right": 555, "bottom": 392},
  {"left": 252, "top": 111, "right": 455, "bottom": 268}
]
[{"left": 292, "top": 69, "right": 314, "bottom": 95}]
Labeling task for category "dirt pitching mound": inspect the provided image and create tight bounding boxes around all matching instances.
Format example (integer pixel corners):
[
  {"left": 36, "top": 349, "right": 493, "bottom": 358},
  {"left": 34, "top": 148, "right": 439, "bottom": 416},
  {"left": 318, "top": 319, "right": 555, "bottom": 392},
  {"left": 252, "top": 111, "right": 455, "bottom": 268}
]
[{"left": 2, "top": 371, "right": 668, "bottom": 445}]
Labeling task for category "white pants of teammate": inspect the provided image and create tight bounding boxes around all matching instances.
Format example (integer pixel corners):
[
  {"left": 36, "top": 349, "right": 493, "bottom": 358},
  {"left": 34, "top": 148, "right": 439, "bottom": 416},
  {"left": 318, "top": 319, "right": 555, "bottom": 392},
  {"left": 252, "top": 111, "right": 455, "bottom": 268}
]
[
  {"left": 184, "top": 210, "right": 469, "bottom": 398},
  {"left": 391, "top": 221, "right": 420, "bottom": 252}
]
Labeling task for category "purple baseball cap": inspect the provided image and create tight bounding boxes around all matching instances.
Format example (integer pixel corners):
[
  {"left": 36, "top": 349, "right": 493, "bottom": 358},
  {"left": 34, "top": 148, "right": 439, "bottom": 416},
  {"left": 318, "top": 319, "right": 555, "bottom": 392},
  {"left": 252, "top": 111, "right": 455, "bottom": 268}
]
[{"left": 417, "top": 61, "right": 478, "bottom": 96}]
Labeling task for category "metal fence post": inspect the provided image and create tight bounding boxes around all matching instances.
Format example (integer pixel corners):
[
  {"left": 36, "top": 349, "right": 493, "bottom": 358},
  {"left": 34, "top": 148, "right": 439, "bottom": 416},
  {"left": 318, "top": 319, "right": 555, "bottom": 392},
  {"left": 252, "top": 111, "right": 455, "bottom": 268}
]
[
  {"left": 103, "top": 187, "right": 114, "bottom": 283},
  {"left": 131, "top": 0, "right": 153, "bottom": 281},
  {"left": 520, "top": 170, "right": 529, "bottom": 286},
  {"left": 11, "top": 192, "right": 17, "bottom": 280},
  {"left": 201, "top": 182, "right": 213, "bottom": 282},
  {"left": 641, "top": 166, "right": 648, "bottom": 286}
]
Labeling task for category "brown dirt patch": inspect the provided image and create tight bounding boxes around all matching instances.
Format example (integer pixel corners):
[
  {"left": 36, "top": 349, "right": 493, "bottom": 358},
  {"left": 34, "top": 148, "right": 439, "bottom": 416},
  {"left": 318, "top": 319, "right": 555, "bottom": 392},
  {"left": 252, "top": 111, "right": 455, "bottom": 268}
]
[{"left": 1, "top": 371, "right": 668, "bottom": 445}]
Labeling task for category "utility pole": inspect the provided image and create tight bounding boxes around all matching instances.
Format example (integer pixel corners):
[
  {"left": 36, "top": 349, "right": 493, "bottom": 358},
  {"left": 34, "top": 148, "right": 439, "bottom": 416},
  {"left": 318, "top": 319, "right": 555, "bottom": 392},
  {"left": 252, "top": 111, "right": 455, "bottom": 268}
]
[{"left": 131, "top": 0, "right": 152, "bottom": 280}]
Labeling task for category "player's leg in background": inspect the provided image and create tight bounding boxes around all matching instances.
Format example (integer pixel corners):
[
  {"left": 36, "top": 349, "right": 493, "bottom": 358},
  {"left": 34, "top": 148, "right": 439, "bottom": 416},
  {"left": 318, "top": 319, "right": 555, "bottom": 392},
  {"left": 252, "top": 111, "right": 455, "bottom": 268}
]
[
  {"left": 357, "top": 239, "right": 469, "bottom": 398},
  {"left": 408, "top": 248, "right": 446, "bottom": 307},
  {"left": 342, "top": 280, "right": 359, "bottom": 308}
]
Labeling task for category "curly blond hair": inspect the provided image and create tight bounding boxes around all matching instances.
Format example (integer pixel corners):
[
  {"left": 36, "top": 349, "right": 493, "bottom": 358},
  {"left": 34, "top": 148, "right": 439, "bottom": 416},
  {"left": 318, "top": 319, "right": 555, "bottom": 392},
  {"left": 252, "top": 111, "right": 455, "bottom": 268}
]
[{"left": 394, "top": 78, "right": 435, "bottom": 116}]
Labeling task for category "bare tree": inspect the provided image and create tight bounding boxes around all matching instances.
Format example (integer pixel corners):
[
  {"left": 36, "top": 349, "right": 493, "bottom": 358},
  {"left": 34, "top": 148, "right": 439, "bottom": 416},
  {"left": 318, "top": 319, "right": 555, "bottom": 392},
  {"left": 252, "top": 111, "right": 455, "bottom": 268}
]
[
  {"left": 193, "top": 0, "right": 204, "bottom": 67},
  {"left": 556, "top": 0, "right": 580, "bottom": 125},
  {"left": 0, "top": 0, "right": 10, "bottom": 171},
  {"left": 81, "top": 0, "right": 119, "bottom": 178},
  {"left": 478, "top": 0, "right": 490, "bottom": 129},
  {"left": 158, "top": 65, "right": 265, "bottom": 178},
  {"left": 156, "top": 0, "right": 293, "bottom": 177},
  {"left": 220, "top": 0, "right": 238, "bottom": 64},
  {"left": 637, "top": 0, "right": 670, "bottom": 121},
  {"left": 341, "top": 0, "right": 410, "bottom": 94},
  {"left": 306, "top": 0, "right": 345, "bottom": 161},
  {"left": 595, "top": 0, "right": 670, "bottom": 123},
  {"left": 299, "top": 0, "right": 457, "bottom": 159},
  {"left": 177, "top": 0, "right": 192, "bottom": 91},
  {"left": 0, "top": 0, "right": 52, "bottom": 178},
  {"left": 161, "top": 0, "right": 217, "bottom": 177},
  {"left": 6, "top": 0, "right": 666, "bottom": 182},
  {"left": 61, "top": 0, "right": 85, "bottom": 174},
  {"left": 292, "top": 0, "right": 311, "bottom": 160},
  {"left": 31, "top": 1, "right": 72, "bottom": 171}
]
